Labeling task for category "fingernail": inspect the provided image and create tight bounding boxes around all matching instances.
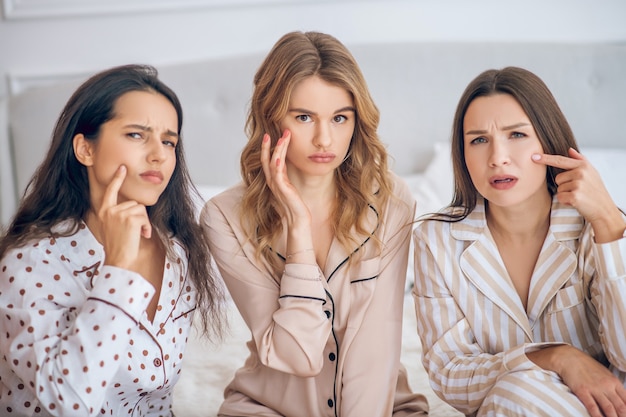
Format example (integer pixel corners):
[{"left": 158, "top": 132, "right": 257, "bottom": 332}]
[
  {"left": 531, "top": 154, "right": 541, "bottom": 161},
  {"left": 262, "top": 134, "right": 269, "bottom": 143}
]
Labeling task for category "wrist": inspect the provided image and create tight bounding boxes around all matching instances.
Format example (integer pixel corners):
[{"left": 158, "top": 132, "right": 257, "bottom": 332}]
[{"left": 286, "top": 248, "right": 314, "bottom": 259}]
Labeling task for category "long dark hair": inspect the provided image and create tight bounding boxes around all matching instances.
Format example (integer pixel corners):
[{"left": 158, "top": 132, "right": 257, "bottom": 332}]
[
  {"left": 434, "top": 66, "right": 578, "bottom": 222},
  {"left": 0, "top": 64, "right": 224, "bottom": 338}
]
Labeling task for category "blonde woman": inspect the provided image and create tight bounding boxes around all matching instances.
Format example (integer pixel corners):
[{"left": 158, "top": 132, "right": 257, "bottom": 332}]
[{"left": 201, "top": 31, "right": 429, "bottom": 416}]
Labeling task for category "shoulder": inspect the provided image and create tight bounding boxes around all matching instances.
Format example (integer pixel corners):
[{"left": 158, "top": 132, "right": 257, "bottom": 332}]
[
  {"left": 380, "top": 172, "right": 415, "bottom": 216},
  {"left": 1, "top": 224, "right": 87, "bottom": 266},
  {"left": 0, "top": 227, "right": 99, "bottom": 296},
  {"left": 414, "top": 216, "right": 450, "bottom": 238},
  {"left": 388, "top": 172, "right": 414, "bottom": 203},
  {"left": 200, "top": 183, "right": 245, "bottom": 220},
  {"left": 208, "top": 182, "right": 245, "bottom": 209}
]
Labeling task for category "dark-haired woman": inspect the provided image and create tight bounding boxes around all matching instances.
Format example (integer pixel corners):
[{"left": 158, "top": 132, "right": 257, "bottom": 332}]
[
  {"left": 413, "top": 66, "right": 626, "bottom": 417},
  {"left": 0, "top": 64, "right": 225, "bottom": 416}
]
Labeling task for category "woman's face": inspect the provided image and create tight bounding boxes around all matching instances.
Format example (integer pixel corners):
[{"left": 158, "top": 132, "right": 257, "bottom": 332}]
[
  {"left": 463, "top": 93, "right": 549, "bottom": 208},
  {"left": 280, "top": 75, "right": 355, "bottom": 182},
  {"left": 75, "top": 90, "right": 179, "bottom": 210}
]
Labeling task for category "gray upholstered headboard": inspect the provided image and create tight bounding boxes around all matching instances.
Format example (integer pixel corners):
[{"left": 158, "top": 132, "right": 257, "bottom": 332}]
[{"left": 2, "top": 42, "right": 626, "bottom": 224}]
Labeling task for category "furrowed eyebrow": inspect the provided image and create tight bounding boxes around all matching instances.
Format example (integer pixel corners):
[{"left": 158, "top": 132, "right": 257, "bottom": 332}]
[
  {"left": 124, "top": 124, "right": 179, "bottom": 140},
  {"left": 465, "top": 122, "right": 531, "bottom": 135}
]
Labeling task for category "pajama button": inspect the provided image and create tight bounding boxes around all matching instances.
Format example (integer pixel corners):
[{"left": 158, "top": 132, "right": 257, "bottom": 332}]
[
  {"left": 328, "top": 352, "right": 336, "bottom": 361},
  {"left": 324, "top": 310, "right": 331, "bottom": 319},
  {"left": 327, "top": 399, "right": 334, "bottom": 407},
  {"left": 153, "top": 358, "right": 162, "bottom": 367}
]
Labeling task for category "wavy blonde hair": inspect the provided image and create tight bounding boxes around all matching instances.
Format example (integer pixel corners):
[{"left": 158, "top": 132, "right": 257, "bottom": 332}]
[{"left": 240, "top": 31, "right": 392, "bottom": 271}]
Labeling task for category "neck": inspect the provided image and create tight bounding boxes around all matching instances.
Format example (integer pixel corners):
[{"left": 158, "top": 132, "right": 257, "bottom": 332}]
[
  {"left": 84, "top": 210, "right": 104, "bottom": 245},
  {"left": 289, "top": 171, "right": 337, "bottom": 206},
  {"left": 486, "top": 193, "right": 552, "bottom": 242}
]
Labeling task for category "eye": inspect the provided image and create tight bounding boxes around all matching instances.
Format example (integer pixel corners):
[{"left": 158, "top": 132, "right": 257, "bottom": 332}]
[
  {"left": 127, "top": 132, "right": 143, "bottom": 140},
  {"left": 333, "top": 115, "right": 348, "bottom": 124},
  {"left": 511, "top": 131, "right": 526, "bottom": 139},
  {"left": 162, "top": 139, "right": 177, "bottom": 148},
  {"left": 295, "top": 114, "right": 312, "bottom": 123},
  {"left": 469, "top": 136, "right": 487, "bottom": 145}
]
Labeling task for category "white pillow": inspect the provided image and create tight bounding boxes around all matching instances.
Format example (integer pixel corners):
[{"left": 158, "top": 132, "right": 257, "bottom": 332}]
[
  {"left": 403, "top": 141, "right": 454, "bottom": 292},
  {"left": 404, "top": 141, "right": 454, "bottom": 218}
]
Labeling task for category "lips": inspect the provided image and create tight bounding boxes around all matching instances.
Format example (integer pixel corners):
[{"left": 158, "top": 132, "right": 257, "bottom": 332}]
[
  {"left": 490, "top": 177, "right": 515, "bottom": 184},
  {"left": 140, "top": 170, "right": 164, "bottom": 184},
  {"left": 308, "top": 153, "right": 336, "bottom": 163},
  {"left": 489, "top": 175, "right": 518, "bottom": 190}
]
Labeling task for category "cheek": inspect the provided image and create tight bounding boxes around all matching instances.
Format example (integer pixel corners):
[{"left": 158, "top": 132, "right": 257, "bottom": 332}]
[
  {"left": 531, "top": 161, "right": 548, "bottom": 181},
  {"left": 463, "top": 151, "right": 480, "bottom": 179},
  {"left": 164, "top": 154, "right": 177, "bottom": 179},
  {"left": 341, "top": 127, "right": 354, "bottom": 146},
  {"left": 284, "top": 142, "right": 300, "bottom": 163}
]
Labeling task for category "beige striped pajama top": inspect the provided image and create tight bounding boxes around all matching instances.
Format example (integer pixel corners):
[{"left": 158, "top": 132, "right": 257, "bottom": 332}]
[{"left": 412, "top": 197, "right": 626, "bottom": 415}]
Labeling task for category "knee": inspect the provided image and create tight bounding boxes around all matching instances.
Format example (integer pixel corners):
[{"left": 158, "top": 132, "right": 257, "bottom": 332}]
[{"left": 477, "top": 370, "right": 588, "bottom": 417}]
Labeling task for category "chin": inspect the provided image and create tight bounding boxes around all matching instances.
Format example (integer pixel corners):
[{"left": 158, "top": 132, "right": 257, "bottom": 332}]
[{"left": 136, "top": 194, "right": 162, "bottom": 207}]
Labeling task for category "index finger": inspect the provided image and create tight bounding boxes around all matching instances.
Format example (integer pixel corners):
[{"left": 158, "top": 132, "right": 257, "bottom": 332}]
[
  {"left": 102, "top": 165, "right": 127, "bottom": 209},
  {"left": 531, "top": 152, "right": 583, "bottom": 170},
  {"left": 260, "top": 134, "right": 272, "bottom": 180}
]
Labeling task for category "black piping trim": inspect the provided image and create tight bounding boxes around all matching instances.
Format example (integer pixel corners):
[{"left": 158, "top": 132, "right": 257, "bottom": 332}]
[
  {"left": 326, "top": 204, "right": 380, "bottom": 284},
  {"left": 326, "top": 289, "right": 339, "bottom": 417},
  {"left": 350, "top": 275, "right": 379, "bottom": 284},
  {"left": 278, "top": 294, "right": 326, "bottom": 303}
]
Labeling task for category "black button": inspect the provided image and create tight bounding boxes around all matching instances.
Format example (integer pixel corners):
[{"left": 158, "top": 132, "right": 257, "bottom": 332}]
[
  {"left": 327, "top": 399, "right": 334, "bottom": 407},
  {"left": 328, "top": 352, "right": 336, "bottom": 361},
  {"left": 324, "top": 310, "right": 331, "bottom": 319},
  {"left": 153, "top": 358, "right": 162, "bottom": 367},
  {"left": 139, "top": 392, "right": 147, "bottom": 397}
]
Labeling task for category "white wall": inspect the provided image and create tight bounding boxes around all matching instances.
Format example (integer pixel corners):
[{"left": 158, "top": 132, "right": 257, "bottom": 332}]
[
  {"left": 1, "top": 0, "right": 625, "bottom": 225},
  {"left": 1, "top": 0, "right": 626, "bottom": 98}
]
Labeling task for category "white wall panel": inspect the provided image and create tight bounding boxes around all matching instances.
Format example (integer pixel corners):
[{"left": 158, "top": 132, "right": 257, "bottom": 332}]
[{"left": 2, "top": 0, "right": 318, "bottom": 19}]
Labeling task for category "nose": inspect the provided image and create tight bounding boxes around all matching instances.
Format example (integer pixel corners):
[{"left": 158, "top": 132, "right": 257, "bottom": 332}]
[
  {"left": 312, "top": 122, "right": 332, "bottom": 149},
  {"left": 148, "top": 137, "right": 167, "bottom": 162},
  {"left": 488, "top": 139, "right": 511, "bottom": 167}
]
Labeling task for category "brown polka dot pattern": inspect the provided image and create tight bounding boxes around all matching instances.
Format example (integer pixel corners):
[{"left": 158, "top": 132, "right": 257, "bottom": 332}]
[{"left": 0, "top": 223, "right": 198, "bottom": 416}]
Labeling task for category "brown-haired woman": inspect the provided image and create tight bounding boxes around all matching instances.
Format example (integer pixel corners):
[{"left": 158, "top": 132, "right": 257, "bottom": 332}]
[
  {"left": 201, "top": 31, "right": 429, "bottom": 416},
  {"left": 0, "top": 64, "right": 225, "bottom": 416},
  {"left": 413, "top": 66, "right": 626, "bottom": 417}
]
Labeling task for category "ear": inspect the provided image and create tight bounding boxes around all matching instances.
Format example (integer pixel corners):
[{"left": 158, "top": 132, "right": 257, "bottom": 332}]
[{"left": 73, "top": 133, "right": 94, "bottom": 166}]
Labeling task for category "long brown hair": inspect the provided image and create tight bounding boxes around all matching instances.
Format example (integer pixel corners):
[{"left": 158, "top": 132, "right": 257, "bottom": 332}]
[
  {"left": 0, "top": 64, "right": 225, "bottom": 338},
  {"left": 434, "top": 66, "right": 578, "bottom": 222},
  {"left": 240, "top": 31, "right": 392, "bottom": 271}
]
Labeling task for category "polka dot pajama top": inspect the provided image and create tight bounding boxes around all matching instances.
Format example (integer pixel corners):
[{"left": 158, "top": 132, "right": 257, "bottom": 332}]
[{"left": 0, "top": 222, "right": 197, "bottom": 416}]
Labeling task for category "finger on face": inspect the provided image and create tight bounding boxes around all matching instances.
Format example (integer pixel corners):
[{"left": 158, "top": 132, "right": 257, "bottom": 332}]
[
  {"left": 531, "top": 150, "right": 583, "bottom": 171},
  {"left": 261, "top": 134, "right": 272, "bottom": 179},
  {"left": 271, "top": 130, "right": 290, "bottom": 167},
  {"left": 102, "top": 165, "right": 127, "bottom": 208}
]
